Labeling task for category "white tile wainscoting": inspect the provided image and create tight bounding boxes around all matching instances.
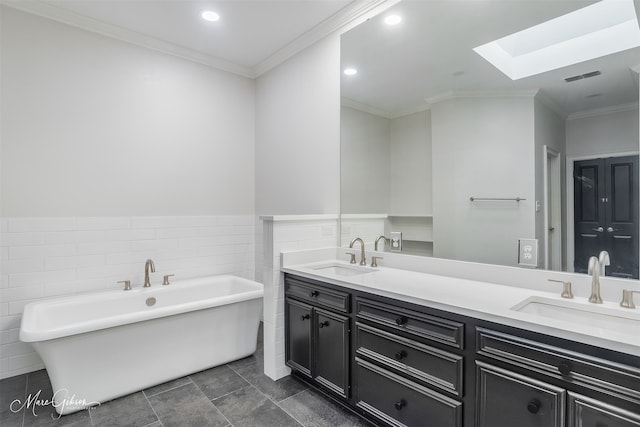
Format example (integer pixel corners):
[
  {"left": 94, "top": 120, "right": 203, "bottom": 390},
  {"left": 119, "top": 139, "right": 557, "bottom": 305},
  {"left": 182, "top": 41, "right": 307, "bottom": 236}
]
[{"left": 0, "top": 215, "right": 255, "bottom": 379}]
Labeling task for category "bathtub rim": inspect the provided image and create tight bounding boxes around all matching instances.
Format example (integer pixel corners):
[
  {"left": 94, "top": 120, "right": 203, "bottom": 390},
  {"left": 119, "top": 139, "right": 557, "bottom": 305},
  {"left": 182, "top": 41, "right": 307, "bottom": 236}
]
[{"left": 20, "top": 274, "right": 263, "bottom": 343}]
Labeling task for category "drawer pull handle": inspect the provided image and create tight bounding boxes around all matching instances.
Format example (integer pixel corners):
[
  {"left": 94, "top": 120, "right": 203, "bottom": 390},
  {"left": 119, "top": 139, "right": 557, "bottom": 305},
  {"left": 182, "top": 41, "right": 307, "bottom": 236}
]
[
  {"left": 300, "top": 314, "right": 310, "bottom": 321},
  {"left": 309, "top": 290, "right": 319, "bottom": 297},
  {"left": 527, "top": 399, "right": 541, "bottom": 414},
  {"left": 394, "top": 399, "right": 407, "bottom": 410},
  {"left": 558, "top": 361, "right": 572, "bottom": 376},
  {"left": 395, "top": 316, "right": 408, "bottom": 326},
  {"left": 394, "top": 350, "right": 407, "bottom": 360},
  {"left": 319, "top": 321, "right": 330, "bottom": 328}
]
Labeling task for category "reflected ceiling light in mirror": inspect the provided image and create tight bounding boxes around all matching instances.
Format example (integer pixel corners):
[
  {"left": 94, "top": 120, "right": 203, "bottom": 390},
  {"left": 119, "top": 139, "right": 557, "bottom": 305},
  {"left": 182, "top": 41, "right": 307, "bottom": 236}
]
[
  {"left": 344, "top": 68, "right": 358, "bottom": 76},
  {"left": 201, "top": 10, "right": 220, "bottom": 22},
  {"left": 473, "top": 0, "right": 640, "bottom": 80},
  {"left": 384, "top": 15, "right": 402, "bottom": 26}
]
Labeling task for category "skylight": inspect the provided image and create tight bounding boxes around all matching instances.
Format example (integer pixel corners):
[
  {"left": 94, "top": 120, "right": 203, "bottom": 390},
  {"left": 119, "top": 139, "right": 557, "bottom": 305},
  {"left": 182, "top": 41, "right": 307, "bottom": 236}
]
[{"left": 473, "top": 0, "right": 640, "bottom": 80}]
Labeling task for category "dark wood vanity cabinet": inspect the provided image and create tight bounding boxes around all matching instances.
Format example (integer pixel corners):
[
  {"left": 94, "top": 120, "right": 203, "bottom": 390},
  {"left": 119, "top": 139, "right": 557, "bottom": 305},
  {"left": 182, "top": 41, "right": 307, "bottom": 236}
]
[
  {"left": 284, "top": 273, "right": 640, "bottom": 427},
  {"left": 285, "top": 276, "right": 350, "bottom": 398}
]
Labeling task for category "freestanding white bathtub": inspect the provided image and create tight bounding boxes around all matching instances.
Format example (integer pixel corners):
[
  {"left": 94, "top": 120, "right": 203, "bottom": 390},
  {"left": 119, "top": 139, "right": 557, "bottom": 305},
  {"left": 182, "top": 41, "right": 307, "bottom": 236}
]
[{"left": 20, "top": 275, "right": 263, "bottom": 415}]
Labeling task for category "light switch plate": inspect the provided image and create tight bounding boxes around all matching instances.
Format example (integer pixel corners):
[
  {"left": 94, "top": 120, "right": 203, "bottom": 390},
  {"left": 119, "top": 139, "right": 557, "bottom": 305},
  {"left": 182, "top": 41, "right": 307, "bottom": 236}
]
[
  {"left": 518, "top": 238, "right": 538, "bottom": 267},
  {"left": 390, "top": 231, "right": 402, "bottom": 252}
]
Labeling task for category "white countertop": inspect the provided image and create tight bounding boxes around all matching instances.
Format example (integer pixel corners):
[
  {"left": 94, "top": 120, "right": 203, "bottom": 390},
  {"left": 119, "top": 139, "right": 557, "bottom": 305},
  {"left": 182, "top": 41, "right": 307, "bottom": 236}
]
[{"left": 281, "top": 250, "right": 640, "bottom": 357}]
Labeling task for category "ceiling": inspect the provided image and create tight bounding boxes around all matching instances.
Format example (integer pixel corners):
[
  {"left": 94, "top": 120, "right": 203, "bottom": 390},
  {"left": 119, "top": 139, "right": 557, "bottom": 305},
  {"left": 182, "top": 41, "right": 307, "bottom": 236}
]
[
  {"left": 341, "top": 0, "right": 640, "bottom": 117},
  {"left": 2, "top": 0, "right": 383, "bottom": 77}
]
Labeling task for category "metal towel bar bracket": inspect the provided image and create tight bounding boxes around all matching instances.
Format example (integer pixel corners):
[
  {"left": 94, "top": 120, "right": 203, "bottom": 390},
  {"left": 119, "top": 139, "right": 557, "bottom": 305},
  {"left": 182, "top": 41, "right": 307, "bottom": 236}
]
[{"left": 469, "top": 197, "right": 526, "bottom": 202}]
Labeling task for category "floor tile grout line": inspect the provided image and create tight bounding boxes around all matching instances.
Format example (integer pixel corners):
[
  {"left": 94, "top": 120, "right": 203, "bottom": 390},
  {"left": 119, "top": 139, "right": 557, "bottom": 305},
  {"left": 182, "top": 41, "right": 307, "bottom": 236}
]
[
  {"left": 186, "top": 374, "right": 234, "bottom": 427},
  {"left": 142, "top": 377, "right": 194, "bottom": 399},
  {"left": 141, "top": 387, "right": 164, "bottom": 427}
]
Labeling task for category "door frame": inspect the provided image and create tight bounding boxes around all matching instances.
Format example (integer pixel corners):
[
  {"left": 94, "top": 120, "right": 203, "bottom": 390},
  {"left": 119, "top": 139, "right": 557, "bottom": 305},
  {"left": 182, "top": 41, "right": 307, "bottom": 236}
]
[
  {"left": 543, "top": 146, "right": 562, "bottom": 270},
  {"left": 566, "top": 151, "right": 639, "bottom": 272}
]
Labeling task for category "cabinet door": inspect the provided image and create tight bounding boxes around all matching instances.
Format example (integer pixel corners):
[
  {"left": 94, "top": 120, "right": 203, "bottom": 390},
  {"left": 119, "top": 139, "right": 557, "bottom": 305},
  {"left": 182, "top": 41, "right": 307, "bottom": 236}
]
[
  {"left": 477, "top": 362, "right": 566, "bottom": 427},
  {"left": 285, "top": 298, "right": 313, "bottom": 377},
  {"left": 568, "top": 392, "right": 640, "bottom": 427},
  {"left": 314, "top": 307, "right": 350, "bottom": 398}
]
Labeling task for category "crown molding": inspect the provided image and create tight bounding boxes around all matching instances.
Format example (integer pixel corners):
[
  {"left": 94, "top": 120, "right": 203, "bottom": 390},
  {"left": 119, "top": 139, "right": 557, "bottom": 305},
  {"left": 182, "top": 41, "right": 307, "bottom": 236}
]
[
  {"left": 425, "top": 89, "right": 540, "bottom": 105},
  {"left": 1, "top": 0, "right": 255, "bottom": 77},
  {"left": 2, "top": 0, "right": 399, "bottom": 79},
  {"left": 534, "top": 90, "right": 567, "bottom": 119},
  {"left": 567, "top": 102, "right": 639, "bottom": 120},
  {"left": 341, "top": 97, "right": 392, "bottom": 118},
  {"left": 253, "top": 0, "right": 399, "bottom": 77}
]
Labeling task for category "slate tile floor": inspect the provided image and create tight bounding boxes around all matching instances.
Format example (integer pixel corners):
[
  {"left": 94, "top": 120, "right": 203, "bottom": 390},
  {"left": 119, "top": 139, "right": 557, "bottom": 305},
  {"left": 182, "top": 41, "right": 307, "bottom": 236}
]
[{"left": 0, "top": 324, "right": 371, "bottom": 427}]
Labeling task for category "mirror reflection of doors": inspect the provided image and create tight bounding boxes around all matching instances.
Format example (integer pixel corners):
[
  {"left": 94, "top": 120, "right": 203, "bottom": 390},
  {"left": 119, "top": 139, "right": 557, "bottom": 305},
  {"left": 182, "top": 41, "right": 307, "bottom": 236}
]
[{"left": 574, "top": 155, "right": 639, "bottom": 279}]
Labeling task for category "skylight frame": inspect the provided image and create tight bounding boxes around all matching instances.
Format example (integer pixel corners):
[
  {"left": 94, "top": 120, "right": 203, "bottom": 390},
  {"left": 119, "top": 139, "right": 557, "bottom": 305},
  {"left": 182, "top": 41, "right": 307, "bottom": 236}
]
[{"left": 473, "top": 0, "right": 640, "bottom": 80}]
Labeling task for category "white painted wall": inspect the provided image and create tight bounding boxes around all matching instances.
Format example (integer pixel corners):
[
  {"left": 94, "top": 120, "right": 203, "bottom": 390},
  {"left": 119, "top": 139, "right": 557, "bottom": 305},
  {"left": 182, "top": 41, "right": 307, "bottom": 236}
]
[
  {"left": 1, "top": 7, "right": 255, "bottom": 217},
  {"left": 340, "top": 106, "right": 390, "bottom": 213},
  {"left": 534, "top": 98, "right": 566, "bottom": 269},
  {"left": 390, "top": 110, "right": 432, "bottom": 215},
  {"left": 431, "top": 96, "right": 536, "bottom": 267},
  {"left": 254, "top": 35, "right": 341, "bottom": 216},
  {"left": 0, "top": 7, "right": 257, "bottom": 379},
  {"left": 566, "top": 107, "right": 639, "bottom": 158}
]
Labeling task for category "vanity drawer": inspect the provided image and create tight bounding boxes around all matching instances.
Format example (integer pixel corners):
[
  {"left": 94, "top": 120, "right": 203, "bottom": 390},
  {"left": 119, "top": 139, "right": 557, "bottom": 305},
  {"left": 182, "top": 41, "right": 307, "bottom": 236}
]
[
  {"left": 285, "top": 277, "right": 350, "bottom": 313},
  {"left": 355, "top": 322, "right": 463, "bottom": 397},
  {"left": 356, "top": 297, "right": 464, "bottom": 349},
  {"left": 476, "top": 328, "right": 640, "bottom": 403},
  {"left": 355, "top": 357, "right": 462, "bottom": 427},
  {"left": 476, "top": 361, "right": 565, "bottom": 427},
  {"left": 568, "top": 392, "right": 640, "bottom": 427}
]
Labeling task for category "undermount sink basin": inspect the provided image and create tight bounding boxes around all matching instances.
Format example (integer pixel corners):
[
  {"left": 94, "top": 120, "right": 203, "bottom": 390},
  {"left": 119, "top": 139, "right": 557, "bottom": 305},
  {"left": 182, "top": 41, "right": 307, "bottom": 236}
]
[
  {"left": 512, "top": 296, "right": 640, "bottom": 335},
  {"left": 311, "top": 263, "right": 377, "bottom": 277}
]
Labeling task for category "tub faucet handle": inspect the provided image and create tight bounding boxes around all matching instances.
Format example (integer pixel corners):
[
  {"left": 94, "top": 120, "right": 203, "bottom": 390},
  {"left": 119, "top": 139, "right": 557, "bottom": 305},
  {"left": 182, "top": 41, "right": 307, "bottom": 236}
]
[
  {"left": 162, "top": 274, "right": 175, "bottom": 286},
  {"left": 118, "top": 280, "right": 132, "bottom": 291}
]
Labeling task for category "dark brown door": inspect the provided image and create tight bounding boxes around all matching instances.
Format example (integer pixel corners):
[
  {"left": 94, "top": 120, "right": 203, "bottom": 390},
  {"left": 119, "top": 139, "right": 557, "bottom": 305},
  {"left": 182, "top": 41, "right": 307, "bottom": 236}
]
[{"left": 574, "top": 155, "right": 639, "bottom": 279}]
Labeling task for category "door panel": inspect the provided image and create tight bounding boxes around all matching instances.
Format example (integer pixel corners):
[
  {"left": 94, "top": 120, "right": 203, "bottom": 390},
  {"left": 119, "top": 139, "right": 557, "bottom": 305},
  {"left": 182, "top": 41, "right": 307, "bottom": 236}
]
[
  {"left": 574, "top": 156, "right": 638, "bottom": 279},
  {"left": 285, "top": 298, "right": 312, "bottom": 377},
  {"left": 314, "top": 307, "right": 349, "bottom": 398}
]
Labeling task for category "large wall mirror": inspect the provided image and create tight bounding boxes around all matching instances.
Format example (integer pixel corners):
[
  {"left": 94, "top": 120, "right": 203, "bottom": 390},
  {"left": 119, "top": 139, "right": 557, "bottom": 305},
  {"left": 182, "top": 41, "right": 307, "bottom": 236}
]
[{"left": 340, "top": 0, "right": 640, "bottom": 278}]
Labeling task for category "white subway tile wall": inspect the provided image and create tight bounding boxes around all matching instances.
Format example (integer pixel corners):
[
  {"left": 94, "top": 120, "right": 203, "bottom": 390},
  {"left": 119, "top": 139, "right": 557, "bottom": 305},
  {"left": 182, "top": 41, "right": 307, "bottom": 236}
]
[
  {"left": 260, "top": 217, "right": 339, "bottom": 380},
  {"left": 0, "top": 216, "right": 255, "bottom": 379}
]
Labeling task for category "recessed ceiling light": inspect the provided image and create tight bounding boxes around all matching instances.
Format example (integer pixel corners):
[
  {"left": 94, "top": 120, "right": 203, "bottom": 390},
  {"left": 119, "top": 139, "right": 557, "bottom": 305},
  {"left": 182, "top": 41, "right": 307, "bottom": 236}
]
[
  {"left": 473, "top": 0, "right": 640, "bottom": 80},
  {"left": 201, "top": 11, "right": 220, "bottom": 22},
  {"left": 344, "top": 68, "right": 358, "bottom": 76},
  {"left": 384, "top": 15, "right": 402, "bottom": 26}
]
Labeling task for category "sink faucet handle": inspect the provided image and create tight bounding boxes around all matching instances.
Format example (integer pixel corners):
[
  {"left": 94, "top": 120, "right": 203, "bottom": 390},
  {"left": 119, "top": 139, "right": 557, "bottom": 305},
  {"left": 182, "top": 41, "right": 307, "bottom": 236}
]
[
  {"left": 620, "top": 289, "right": 640, "bottom": 309},
  {"left": 547, "top": 279, "right": 573, "bottom": 299},
  {"left": 345, "top": 252, "right": 356, "bottom": 264},
  {"left": 162, "top": 274, "right": 175, "bottom": 286},
  {"left": 371, "top": 256, "right": 383, "bottom": 268},
  {"left": 118, "top": 280, "right": 132, "bottom": 291}
]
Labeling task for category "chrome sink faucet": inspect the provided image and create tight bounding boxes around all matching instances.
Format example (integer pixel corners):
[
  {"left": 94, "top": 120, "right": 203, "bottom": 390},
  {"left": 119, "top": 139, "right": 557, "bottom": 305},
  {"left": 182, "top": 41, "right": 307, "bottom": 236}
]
[
  {"left": 587, "top": 256, "right": 603, "bottom": 304},
  {"left": 144, "top": 259, "right": 156, "bottom": 287},
  {"left": 349, "top": 237, "right": 366, "bottom": 266},
  {"left": 374, "top": 235, "right": 388, "bottom": 251}
]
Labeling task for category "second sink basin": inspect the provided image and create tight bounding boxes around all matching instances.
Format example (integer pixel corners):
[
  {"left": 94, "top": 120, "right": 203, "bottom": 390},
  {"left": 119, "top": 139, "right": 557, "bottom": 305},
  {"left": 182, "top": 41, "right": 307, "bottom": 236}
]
[
  {"left": 512, "top": 296, "right": 640, "bottom": 335},
  {"left": 311, "top": 263, "right": 377, "bottom": 277}
]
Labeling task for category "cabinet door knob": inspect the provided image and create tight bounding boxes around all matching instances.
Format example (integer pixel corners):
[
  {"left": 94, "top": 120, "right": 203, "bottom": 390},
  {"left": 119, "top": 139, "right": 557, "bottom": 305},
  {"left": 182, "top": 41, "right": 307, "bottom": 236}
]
[
  {"left": 300, "top": 314, "right": 310, "bottom": 321},
  {"left": 395, "top": 316, "right": 408, "bottom": 326},
  {"left": 394, "top": 350, "right": 407, "bottom": 360},
  {"left": 309, "top": 290, "right": 319, "bottom": 297},
  {"left": 319, "top": 321, "right": 329, "bottom": 328},
  {"left": 394, "top": 399, "right": 407, "bottom": 410},
  {"left": 558, "top": 361, "right": 572, "bottom": 376},
  {"left": 527, "top": 399, "right": 541, "bottom": 414}
]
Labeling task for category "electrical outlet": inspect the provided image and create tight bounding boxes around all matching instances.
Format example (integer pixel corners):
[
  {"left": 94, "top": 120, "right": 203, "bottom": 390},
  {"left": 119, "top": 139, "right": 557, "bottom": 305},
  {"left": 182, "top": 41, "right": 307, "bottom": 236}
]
[
  {"left": 390, "top": 231, "right": 402, "bottom": 252},
  {"left": 518, "top": 238, "right": 538, "bottom": 267}
]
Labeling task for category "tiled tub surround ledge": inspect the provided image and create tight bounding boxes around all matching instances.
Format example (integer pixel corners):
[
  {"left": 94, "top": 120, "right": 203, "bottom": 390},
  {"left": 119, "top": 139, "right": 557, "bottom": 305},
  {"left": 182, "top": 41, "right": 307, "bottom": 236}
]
[
  {"left": 0, "top": 215, "right": 256, "bottom": 379},
  {"left": 20, "top": 275, "right": 263, "bottom": 414},
  {"left": 281, "top": 247, "right": 640, "bottom": 357}
]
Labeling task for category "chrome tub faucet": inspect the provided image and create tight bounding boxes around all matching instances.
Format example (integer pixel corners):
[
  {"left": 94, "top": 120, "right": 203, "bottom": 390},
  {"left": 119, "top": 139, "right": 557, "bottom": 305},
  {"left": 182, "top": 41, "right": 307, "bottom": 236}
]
[{"left": 144, "top": 259, "right": 156, "bottom": 287}]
